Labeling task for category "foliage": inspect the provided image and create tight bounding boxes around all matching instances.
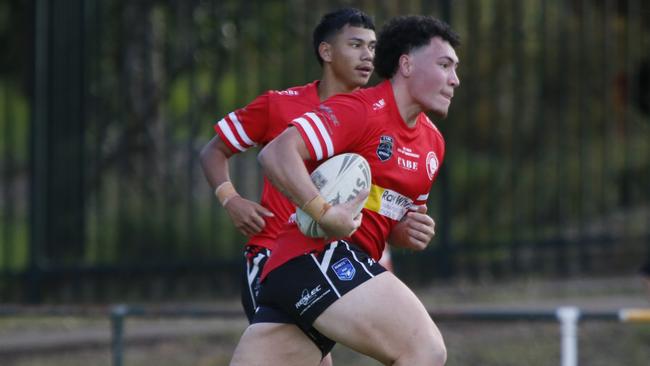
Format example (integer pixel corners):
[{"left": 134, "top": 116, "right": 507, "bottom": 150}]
[{"left": 0, "top": 0, "right": 649, "bottom": 301}]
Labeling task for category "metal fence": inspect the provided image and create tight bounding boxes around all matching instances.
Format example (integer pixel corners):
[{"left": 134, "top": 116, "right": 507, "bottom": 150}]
[
  {"left": 104, "top": 305, "right": 649, "bottom": 366},
  {"left": 1, "top": 0, "right": 649, "bottom": 302}
]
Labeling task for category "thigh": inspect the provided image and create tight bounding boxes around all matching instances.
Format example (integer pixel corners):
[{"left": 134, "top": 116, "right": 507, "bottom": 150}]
[
  {"left": 257, "top": 241, "right": 386, "bottom": 328},
  {"left": 254, "top": 241, "right": 384, "bottom": 356},
  {"left": 230, "top": 323, "right": 323, "bottom": 366},
  {"left": 312, "top": 271, "right": 445, "bottom": 364}
]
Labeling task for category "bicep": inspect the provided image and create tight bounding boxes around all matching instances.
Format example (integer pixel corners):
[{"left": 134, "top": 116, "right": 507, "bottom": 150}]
[
  {"left": 266, "top": 126, "right": 311, "bottom": 161},
  {"left": 317, "top": 99, "right": 369, "bottom": 156},
  {"left": 200, "top": 135, "right": 234, "bottom": 163},
  {"left": 213, "top": 135, "right": 236, "bottom": 158}
]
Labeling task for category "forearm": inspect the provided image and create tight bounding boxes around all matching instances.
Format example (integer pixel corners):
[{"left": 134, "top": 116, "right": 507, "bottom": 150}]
[
  {"left": 258, "top": 128, "right": 319, "bottom": 207},
  {"left": 260, "top": 127, "right": 366, "bottom": 238},
  {"left": 388, "top": 221, "right": 409, "bottom": 248},
  {"left": 199, "top": 136, "right": 241, "bottom": 207}
]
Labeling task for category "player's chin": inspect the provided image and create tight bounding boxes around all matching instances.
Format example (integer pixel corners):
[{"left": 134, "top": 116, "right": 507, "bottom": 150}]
[
  {"left": 352, "top": 73, "right": 372, "bottom": 86},
  {"left": 429, "top": 106, "right": 449, "bottom": 119}
]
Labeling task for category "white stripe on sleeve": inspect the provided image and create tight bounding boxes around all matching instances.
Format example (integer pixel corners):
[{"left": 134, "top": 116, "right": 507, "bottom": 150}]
[
  {"left": 293, "top": 117, "right": 324, "bottom": 160},
  {"left": 417, "top": 193, "right": 429, "bottom": 201},
  {"left": 305, "top": 112, "right": 334, "bottom": 158},
  {"left": 228, "top": 112, "right": 257, "bottom": 147},
  {"left": 217, "top": 119, "right": 246, "bottom": 152}
]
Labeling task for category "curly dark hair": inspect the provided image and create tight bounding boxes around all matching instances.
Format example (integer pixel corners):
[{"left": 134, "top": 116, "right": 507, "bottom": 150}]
[
  {"left": 312, "top": 8, "right": 375, "bottom": 66},
  {"left": 374, "top": 15, "right": 460, "bottom": 79}
]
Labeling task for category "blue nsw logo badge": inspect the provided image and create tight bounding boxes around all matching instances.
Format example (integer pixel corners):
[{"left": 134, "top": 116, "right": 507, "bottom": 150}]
[
  {"left": 376, "top": 135, "right": 394, "bottom": 162},
  {"left": 331, "top": 258, "right": 356, "bottom": 281}
]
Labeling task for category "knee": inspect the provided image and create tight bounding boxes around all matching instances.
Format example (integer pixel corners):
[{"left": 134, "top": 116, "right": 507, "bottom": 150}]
[
  {"left": 431, "top": 339, "right": 448, "bottom": 366},
  {"left": 417, "top": 320, "right": 447, "bottom": 365},
  {"left": 418, "top": 337, "right": 447, "bottom": 366},
  {"left": 424, "top": 343, "right": 447, "bottom": 366},
  {"left": 395, "top": 329, "right": 447, "bottom": 366},
  {"left": 319, "top": 353, "right": 334, "bottom": 366}
]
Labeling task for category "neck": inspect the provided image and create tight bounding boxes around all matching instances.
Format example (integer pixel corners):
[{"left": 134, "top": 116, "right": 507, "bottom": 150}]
[
  {"left": 390, "top": 79, "right": 422, "bottom": 128},
  {"left": 318, "top": 69, "right": 358, "bottom": 101}
]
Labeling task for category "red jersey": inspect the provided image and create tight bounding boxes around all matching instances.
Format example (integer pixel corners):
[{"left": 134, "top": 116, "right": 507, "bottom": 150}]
[
  {"left": 262, "top": 80, "right": 445, "bottom": 278},
  {"left": 214, "top": 81, "right": 321, "bottom": 249}
]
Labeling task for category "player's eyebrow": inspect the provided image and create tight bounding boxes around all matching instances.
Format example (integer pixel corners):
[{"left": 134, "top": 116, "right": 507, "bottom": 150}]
[
  {"left": 439, "top": 55, "right": 459, "bottom": 65},
  {"left": 348, "top": 37, "right": 375, "bottom": 43}
]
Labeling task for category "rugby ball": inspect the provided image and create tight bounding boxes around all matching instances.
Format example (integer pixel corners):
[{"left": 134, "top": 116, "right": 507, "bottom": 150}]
[{"left": 296, "top": 153, "right": 371, "bottom": 238}]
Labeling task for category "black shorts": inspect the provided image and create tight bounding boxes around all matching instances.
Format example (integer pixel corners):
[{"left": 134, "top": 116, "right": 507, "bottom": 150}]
[
  {"left": 252, "top": 240, "right": 387, "bottom": 355},
  {"left": 240, "top": 245, "right": 272, "bottom": 323},
  {"left": 241, "top": 244, "right": 336, "bottom": 357}
]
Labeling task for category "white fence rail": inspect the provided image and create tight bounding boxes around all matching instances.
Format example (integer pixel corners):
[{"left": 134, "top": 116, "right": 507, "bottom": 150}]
[{"left": 107, "top": 305, "right": 650, "bottom": 366}]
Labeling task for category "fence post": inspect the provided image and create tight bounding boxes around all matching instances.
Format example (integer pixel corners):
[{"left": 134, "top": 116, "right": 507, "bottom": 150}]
[
  {"left": 557, "top": 306, "right": 580, "bottom": 366},
  {"left": 29, "top": 0, "right": 51, "bottom": 305},
  {"left": 111, "top": 305, "right": 128, "bottom": 366}
]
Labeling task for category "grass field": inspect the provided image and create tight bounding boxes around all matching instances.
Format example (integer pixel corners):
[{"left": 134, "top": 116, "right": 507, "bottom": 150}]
[{"left": 1, "top": 275, "right": 649, "bottom": 366}]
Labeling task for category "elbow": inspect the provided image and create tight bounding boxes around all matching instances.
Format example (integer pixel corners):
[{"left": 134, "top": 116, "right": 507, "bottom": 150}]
[
  {"left": 199, "top": 143, "right": 210, "bottom": 168},
  {"left": 259, "top": 139, "right": 288, "bottom": 183},
  {"left": 199, "top": 145, "right": 208, "bottom": 163},
  {"left": 257, "top": 141, "right": 278, "bottom": 174},
  {"left": 257, "top": 144, "right": 269, "bottom": 170},
  {"left": 200, "top": 136, "right": 229, "bottom": 169},
  {"left": 258, "top": 141, "right": 276, "bottom": 173}
]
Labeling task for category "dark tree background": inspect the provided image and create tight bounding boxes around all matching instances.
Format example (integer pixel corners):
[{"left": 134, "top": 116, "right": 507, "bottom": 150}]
[{"left": 0, "top": 0, "right": 648, "bottom": 302}]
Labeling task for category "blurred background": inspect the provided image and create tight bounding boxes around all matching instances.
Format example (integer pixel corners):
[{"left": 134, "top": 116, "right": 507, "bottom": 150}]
[{"left": 0, "top": 0, "right": 649, "bottom": 364}]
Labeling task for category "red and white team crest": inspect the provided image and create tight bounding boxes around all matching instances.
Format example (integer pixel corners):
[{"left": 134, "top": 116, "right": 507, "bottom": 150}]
[{"left": 426, "top": 151, "right": 439, "bottom": 180}]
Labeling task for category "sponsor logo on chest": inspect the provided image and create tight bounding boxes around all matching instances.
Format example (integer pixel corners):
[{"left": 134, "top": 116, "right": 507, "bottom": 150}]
[
  {"left": 364, "top": 185, "right": 414, "bottom": 221},
  {"left": 397, "top": 146, "right": 420, "bottom": 172},
  {"left": 276, "top": 90, "right": 299, "bottom": 96},
  {"left": 397, "top": 157, "right": 418, "bottom": 171},
  {"left": 376, "top": 135, "right": 394, "bottom": 162},
  {"left": 426, "top": 151, "right": 440, "bottom": 180}
]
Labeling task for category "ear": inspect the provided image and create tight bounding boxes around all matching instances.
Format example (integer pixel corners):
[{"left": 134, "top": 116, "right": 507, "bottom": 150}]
[
  {"left": 319, "top": 42, "right": 332, "bottom": 63},
  {"left": 398, "top": 54, "right": 412, "bottom": 77}
]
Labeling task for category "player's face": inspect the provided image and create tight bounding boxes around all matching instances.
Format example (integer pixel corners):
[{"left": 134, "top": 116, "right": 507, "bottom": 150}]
[
  {"left": 407, "top": 36, "right": 460, "bottom": 118},
  {"left": 327, "top": 25, "right": 376, "bottom": 88}
]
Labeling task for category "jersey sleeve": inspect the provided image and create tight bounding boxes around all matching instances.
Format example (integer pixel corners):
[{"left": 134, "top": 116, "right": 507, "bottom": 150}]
[
  {"left": 290, "top": 94, "right": 368, "bottom": 162},
  {"left": 213, "top": 93, "right": 270, "bottom": 153}
]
